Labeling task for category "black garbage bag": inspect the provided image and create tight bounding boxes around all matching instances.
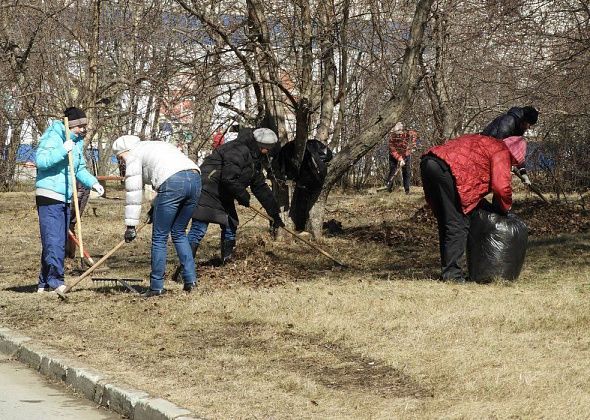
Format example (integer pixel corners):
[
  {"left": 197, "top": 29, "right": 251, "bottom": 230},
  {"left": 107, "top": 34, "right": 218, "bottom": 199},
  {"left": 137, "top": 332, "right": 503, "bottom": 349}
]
[{"left": 467, "top": 206, "right": 528, "bottom": 282}]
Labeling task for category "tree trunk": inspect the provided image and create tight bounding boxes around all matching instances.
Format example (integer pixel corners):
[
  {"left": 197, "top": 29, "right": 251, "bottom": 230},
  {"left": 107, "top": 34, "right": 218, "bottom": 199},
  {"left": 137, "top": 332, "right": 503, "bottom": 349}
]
[
  {"left": 0, "top": 119, "right": 23, "bottom": 191},
  {"left": 324, "top": 0, "right": 434, "bottom": 190},
  {"left": 309, "top": 0, "right": 435, "bottom": 237}
]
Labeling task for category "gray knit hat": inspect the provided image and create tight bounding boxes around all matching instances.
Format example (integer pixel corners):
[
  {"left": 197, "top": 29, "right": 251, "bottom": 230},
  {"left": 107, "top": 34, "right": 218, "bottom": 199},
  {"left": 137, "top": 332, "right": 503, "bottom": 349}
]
[{"left": 253, "top": 128, "right": 278, "bottom": 148}]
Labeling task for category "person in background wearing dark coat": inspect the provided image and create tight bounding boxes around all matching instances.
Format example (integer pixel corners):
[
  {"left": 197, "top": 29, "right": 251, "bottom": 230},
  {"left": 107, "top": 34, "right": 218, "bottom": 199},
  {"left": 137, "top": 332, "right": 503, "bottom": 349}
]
[
  {"left": 187, "top": 128, "right": 284, "bottom": 265},
  {"left": 420, "top": 134, "right": 527, "bottom": 283},
  {"left": 482, "top": 106, "right": 538, "bottom": 185},
  {"left": 274, "top": 139, "right": 333, "bottom": 232}
]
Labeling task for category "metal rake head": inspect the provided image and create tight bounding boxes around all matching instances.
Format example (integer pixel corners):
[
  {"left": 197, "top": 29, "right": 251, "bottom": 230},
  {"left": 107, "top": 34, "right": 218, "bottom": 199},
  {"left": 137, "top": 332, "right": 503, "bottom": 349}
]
[{"left": 91, "top": 278, "right": 144, "bottom": 294}]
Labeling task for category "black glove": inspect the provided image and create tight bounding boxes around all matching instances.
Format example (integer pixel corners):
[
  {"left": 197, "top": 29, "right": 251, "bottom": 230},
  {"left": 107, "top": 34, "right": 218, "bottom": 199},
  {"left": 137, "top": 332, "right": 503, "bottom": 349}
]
[
  {"left": 124, "top": 226, "right": 137, "bottom": 243},
  {"left": 237, "top": 192, "right": 251, "bottom": 207},
  {"left": 146, "top": 206, "right": 154, "bottom": 224}
]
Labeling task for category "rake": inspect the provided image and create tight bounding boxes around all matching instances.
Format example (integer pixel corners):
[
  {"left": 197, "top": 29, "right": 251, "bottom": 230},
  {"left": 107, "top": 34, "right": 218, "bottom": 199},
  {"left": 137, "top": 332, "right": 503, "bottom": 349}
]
[
  {"left": 91, "top": 277, "right": 143, "bottom": 294},
  {"left": 57, "top": 222, "right": 148, "bottom": 300},
  {"left": 249, "top": 206, "right": 348, "bottom": 268}
]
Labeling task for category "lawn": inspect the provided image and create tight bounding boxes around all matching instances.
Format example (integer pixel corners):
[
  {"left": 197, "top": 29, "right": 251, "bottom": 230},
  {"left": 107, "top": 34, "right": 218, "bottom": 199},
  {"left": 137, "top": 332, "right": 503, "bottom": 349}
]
[{"left": 1, "top": 186, "right": 589, "bottom": 419}]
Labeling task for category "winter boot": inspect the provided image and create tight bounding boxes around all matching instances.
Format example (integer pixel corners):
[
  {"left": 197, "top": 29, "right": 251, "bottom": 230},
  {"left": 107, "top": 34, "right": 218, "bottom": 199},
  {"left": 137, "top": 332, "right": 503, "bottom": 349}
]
[{"left": 221, "top": 239, "right": 236, "bottom": 265}]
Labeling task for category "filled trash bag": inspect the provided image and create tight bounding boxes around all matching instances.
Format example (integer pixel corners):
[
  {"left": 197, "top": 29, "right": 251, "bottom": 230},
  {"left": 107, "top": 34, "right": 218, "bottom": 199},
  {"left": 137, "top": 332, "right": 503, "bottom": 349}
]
[{"left": 467, "top": 207, "right": 528, "bottom": 282}]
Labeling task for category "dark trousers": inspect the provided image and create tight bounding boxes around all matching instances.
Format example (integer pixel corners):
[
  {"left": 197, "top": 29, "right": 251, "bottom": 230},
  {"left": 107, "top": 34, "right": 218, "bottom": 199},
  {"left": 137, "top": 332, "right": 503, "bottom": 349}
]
[
  {"left": 37, "top": 201, "right": 71, "bottom": 289},
  {"left": 387, "top": 155, "right": 411, "bottom": 192},
  {"left": 290, "top": 184, "right": 322, "bottom": 231},
  {"left": 69, "top": 182, "right": 90, "bottom": 228},
  {"left": 420, "top": 155, "right": 469, "bottom": 280}
]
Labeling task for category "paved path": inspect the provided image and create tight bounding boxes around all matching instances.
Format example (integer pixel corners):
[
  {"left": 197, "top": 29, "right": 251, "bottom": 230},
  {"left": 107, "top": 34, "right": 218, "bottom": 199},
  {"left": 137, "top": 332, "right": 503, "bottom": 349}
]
[{"left": 0, "top": 354, "right": 119, "bottom": 420}]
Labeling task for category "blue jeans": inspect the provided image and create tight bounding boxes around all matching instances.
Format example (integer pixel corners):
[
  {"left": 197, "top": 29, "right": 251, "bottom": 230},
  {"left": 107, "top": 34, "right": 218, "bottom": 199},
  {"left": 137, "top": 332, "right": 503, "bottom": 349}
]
[
  {"left": 37, "top": 201, "right": 70, "bottom": 289},
  {"left": 187, "top": 219, "right": 237, "bottom": 246},
  {"left": 150, "top": 170, "right": 201, "bottom": 291}
]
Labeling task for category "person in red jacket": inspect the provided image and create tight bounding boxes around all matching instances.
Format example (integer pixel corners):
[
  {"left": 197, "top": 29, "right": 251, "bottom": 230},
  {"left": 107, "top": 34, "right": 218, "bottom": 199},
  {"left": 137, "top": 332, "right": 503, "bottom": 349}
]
[
  {"left": 386, "top": 122, "right": 419, "bottom": 193},
  {"left": 420, "top": 134, "right": 526, "bottom": 282}
]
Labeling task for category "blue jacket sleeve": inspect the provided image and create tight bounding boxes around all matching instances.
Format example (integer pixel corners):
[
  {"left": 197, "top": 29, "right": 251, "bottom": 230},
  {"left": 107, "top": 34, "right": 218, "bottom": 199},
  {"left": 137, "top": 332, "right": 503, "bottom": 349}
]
[{"left": 35, "top": 129, "right": 68, "bottom": 170}]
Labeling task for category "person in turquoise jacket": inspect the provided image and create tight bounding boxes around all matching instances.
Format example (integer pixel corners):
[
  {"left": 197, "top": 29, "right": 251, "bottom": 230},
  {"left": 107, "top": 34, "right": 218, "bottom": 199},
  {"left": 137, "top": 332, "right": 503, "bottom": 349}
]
[{"left": 35, "top": 107, "right": 104, "bottom": 294}]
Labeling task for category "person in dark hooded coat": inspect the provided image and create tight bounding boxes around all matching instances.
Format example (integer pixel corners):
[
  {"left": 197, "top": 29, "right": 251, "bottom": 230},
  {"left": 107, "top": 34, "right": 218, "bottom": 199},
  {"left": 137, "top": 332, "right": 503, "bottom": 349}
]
[
  {"left": 481, "top": 106, "right": 539, "bottom": 140},
  {"left": 481, "top": 106, "right": 538, "bottom": 186},
  {"left": 273, "top": 139, "right": 333, "bottom": 232},
  {"left": 187, "top": 128, "right": 284, "bottom": 264}
]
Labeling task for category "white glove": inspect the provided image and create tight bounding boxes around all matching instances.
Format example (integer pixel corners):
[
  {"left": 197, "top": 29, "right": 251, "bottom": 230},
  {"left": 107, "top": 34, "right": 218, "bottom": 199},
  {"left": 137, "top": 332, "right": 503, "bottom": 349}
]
[
  {"left": 398, "top": 158, "right": 406, "bottom": 168},
  {"left": 63, "top": 139, "right": 75, "bottom": 152},
  {"left": 521, "top": 174, "right": 531, "bottom": 186},
  {"left": 92, "top": 183, "right": 104, "bottom": 197}
]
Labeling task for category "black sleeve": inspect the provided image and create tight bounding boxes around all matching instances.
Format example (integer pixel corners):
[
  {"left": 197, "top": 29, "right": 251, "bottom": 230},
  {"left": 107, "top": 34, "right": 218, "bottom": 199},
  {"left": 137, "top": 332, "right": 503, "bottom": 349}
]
[
  {"left": 482, "top": 115, "right": 516, "bottom": 139},
  {"left": 220, "top": 148, "right": 251, "bottom": 204},
  {"left": 250, "top": 166, "right": 280, "bottom": 217},
  {"left": 482, "top": 111, "right": 528, "bottom": 139},
  {"left": 325, "top": 146, "right": 334, "bottom": 163},
  {"left": 277, "top": 141, "right": 299, "bottom": 181}
]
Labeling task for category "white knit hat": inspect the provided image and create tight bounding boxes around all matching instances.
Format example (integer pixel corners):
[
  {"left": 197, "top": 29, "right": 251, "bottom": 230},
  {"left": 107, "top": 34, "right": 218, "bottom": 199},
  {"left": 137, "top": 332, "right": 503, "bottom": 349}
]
[
  {"left": 253, "top": 128, "right": 278, "bottom": 147},
  {"left": 112, "top": 135, "right": 141, "bottom": 156},
  {"left": 393, "top": 122, "right": 404, "bottom": 132}
]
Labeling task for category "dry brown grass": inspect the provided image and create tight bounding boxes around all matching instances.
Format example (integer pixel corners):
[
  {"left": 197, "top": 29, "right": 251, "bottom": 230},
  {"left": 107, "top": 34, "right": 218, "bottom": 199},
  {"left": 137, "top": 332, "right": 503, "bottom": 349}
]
[{"left": 1, "top": 186, "right": 590, "bottom": 419}]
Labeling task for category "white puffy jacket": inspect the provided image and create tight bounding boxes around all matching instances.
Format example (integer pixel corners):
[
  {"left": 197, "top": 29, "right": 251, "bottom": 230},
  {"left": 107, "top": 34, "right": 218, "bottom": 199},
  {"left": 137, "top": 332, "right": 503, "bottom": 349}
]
[{"left": 124, "top": 141, "right": 199, "bottom": 226}]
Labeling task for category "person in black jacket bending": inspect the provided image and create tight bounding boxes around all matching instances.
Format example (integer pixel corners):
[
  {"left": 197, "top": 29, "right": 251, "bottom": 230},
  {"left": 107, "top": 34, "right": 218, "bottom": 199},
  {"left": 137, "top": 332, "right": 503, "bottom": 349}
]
[
  {"left": 482, "top": 106, "right": 539, "bottom": 185},
  {"left": 187, "top": 128, "right": 284, "bottom": 264},
  {"left": 274, "top": 139, "right": 333, "bottom": 232}
]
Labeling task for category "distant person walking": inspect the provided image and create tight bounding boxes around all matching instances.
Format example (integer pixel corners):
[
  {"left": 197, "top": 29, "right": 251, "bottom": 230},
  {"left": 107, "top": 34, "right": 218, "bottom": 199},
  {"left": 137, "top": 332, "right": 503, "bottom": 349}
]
[
  {"left": 35, "top": 107, "right": 104, "bottom": 294},
  {"left": 386, "top": 122, "right": 419, "bottom": 194}
]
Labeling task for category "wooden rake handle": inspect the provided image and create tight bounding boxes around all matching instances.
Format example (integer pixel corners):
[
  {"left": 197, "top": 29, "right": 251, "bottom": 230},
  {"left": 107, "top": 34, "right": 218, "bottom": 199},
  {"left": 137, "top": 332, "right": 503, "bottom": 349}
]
[
  {"left": 60, "top": 223, "right": 148, "bottom": 297},
  {"left": 248, "top": 206, "right": 348, "bottom": 268},
  {"left": 64, "top": 117, "right": 85, "bottom": 262},
  {"left": 68, "top": 229, "right": 95, "bottom": 265},
  {"left": 512, "top": 169, "right": 550, "bottom": 204}
]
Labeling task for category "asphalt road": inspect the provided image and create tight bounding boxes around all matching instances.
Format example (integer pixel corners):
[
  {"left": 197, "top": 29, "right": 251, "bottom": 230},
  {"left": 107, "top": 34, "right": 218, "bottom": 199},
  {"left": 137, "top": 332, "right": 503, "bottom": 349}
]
[{"left": 0, "top": 353, "right": 119, "bottom": 420}]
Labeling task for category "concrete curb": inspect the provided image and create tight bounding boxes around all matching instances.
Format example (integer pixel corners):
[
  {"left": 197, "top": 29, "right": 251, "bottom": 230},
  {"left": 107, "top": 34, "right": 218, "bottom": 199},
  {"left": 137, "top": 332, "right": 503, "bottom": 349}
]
[{"left": 0, "top": 326, "right": 203, "bottom": 419}]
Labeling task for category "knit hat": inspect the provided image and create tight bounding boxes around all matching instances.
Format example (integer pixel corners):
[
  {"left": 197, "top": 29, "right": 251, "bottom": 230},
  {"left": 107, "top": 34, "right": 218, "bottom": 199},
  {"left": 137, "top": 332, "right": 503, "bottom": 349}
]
[
  {"left": 522, "top": 106, "right": 539, "bottom": 125},
  {"left": 112, "top": 135, "right": 141, "bottom": 156},
  {"left": 503, "top": 136, "right": 527, "bottom": 166},
  {"left": 253, "top": 128, "right": 278, "bottom": 148},
  {"left": 393, "top": 122, "right": 404, "bottom": 132},
  {"left": 64, "top": 107, "right": 87, "bottom": 128}
]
